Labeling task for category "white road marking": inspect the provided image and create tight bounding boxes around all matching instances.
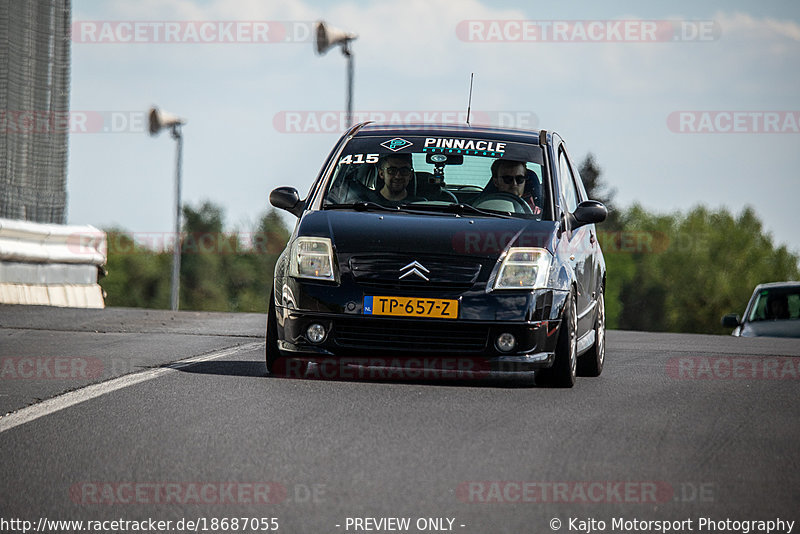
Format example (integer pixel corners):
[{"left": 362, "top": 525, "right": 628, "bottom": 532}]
[{"left": 0, "top": 341, "right": 264, "bottom": 434}]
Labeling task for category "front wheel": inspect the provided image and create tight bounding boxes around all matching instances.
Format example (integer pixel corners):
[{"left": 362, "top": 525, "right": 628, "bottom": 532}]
[
  {"left": 265, "top": 292, "right": 281, "bottom": 374},
  {"left": 537, "top": 291, "right": 577, "bottom": 388},
  {"left": 578, "top": 291, "right": 605, "bottom": 377},
  {"left": 266, "top": 292, "right": 307, "bottom": 377}
]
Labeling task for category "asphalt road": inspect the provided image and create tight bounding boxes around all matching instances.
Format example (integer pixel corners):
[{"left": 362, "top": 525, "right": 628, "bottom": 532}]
[{"left": 1, "top": 305, "right": 798, "bottom": 534}]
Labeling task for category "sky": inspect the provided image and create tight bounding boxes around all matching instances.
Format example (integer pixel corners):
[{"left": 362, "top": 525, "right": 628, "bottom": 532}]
[{"left": 66, "top": 0, "right": 800, "bottom": 255}]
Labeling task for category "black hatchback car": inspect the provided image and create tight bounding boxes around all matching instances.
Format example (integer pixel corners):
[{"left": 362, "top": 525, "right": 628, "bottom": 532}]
[{"left": 267, "top": 123, "right": 607, "bottom": 387}]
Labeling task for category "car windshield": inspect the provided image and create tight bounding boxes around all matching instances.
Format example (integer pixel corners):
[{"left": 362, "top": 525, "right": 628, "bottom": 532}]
[
  {"left": 747, "top": 287, "right": 800, "bottom": 322},
  {"left": 322, "top": 134, "right": 548, "bottom": 219}
]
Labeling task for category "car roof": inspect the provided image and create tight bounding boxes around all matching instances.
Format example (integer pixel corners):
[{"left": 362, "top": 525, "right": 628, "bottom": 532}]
[
  {"left": 753, "top": 281, "right": 800, "bottom": 291},
  {"left": 352, "top": 122, "right": 545, "bottom": 145}
]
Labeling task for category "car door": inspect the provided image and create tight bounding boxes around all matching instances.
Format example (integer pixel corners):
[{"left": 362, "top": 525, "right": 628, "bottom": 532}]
[
  {"left": 566, "top": 147, "right": 602, "bottom": 330},
  {"left": 555, "top": 141, "right": 595, "bottom": 337}
]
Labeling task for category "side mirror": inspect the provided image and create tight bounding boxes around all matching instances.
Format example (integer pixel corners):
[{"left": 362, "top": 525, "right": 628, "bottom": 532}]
[
  {"left": 721, "top": 314, "right": 741, "bottom": 328},
  {"left": 270, "top": 187, "right": 305, "bottom": 217},
  {"left": 571, "top": 200, "right": 607, "bottom": 228}
]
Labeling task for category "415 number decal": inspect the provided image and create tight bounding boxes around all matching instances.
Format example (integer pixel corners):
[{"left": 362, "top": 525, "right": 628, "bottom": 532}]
[{"left": 339, "top": 153, "right": 379, "bottom": 165}]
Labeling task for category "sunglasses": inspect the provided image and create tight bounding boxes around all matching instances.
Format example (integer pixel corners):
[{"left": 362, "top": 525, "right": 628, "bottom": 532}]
[
  {"left": 384, "top": 166, "right": 414, "bottom": 178},
  {"left": 500, "top": 174, "right": 526, "bottom": 185}
]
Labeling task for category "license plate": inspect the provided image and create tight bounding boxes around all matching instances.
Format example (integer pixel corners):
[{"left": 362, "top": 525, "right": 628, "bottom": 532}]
[{"left": 363, "top": 296, "right": 458, "bottom": 319}]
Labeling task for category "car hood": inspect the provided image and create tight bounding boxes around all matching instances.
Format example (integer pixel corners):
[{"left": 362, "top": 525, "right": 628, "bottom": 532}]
[
  {"left": 740, "top": 320, "right": 800, "bottom": 338},
  {"left": 297, "top": 210, "right": 558, "bottom": 259}
]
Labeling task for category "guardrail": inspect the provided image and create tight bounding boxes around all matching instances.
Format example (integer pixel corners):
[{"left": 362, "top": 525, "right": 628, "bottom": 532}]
[{"left": 0, "top": 218, "right": 106, "bottom": 308}]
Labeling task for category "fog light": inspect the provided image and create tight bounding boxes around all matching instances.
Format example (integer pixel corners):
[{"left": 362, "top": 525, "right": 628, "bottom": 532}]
[
  {"left": 306, "top": 323, "right": 326, "bottom": 344},
  {"left": 496, "top": 333, "right": 516, "bottom": 352}
]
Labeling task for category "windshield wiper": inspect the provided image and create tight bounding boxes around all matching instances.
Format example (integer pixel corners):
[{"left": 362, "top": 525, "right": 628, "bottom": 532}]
[
  {"left": 325, "top": 201, "right": 514, "bottom": 219},
  {"left": 324, "top": 202, "right": 400, "bottom": 212},
  {"left": 399, "top": 202, "right": 513, "bottom": 219}
]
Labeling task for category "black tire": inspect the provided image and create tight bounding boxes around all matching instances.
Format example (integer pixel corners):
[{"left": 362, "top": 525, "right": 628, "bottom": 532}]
[
  {"left": 265, "top": 292, "right": 282, "bottom": 375},
  {"left": 537, "top": 291, "right": 577, "bottom": 388},
  {"left": 578, "top": 291, "right": 605, "bottom": 377},
  {"left": 265, "top": 292, "right": 308, "bottom": 377}
]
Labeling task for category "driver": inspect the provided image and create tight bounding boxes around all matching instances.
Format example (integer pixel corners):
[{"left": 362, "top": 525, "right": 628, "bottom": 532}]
[
  {"left": 487, "top": 159, "right": 542, "bottom": 214},
  {"left": 766, "top": 293, "right": 790, "bottom": 320}
]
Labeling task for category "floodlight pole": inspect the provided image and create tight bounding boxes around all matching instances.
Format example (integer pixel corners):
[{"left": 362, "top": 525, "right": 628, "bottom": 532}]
[
  {"left": 170, "top": 124, "right": 183, "bottom": 311},
  {"left": 315, "top": 21, "right": 357, "bottom": 128},
  {"left": 344, "top": 42, "right": 354, "bottom": 127}
]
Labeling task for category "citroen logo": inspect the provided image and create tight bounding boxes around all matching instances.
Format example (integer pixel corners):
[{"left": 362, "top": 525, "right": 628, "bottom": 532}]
[{"left": 399, "top": 261, "right": 430, "bottom": 281}]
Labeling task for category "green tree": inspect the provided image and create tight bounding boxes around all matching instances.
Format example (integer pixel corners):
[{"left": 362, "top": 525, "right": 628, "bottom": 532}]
[
  {"left": 576, "top": 154, "right": 800, "bottom": 333},
  {"left": 228, "top": 209, "right": 292, "bottom": 312},
  {"left": 178, "top": 202, "right": 291, "bottom": 312},
  {"left": 616, "top": 205, "right": 800, "bottom": 333},
  {"left": 579, "top": 153, "right": 627, "bottom": 326},
  {"left": 180, "top": 202, "right": 229, "bottom": 311},
  {"left": 579, "top": 153, "right": 620, "bottom": 231},
  {"left": 101, "top": 203, "right": 291, "bottom": 313},
  {"left": 614, "top": 205, "right": 672, "bottom": 331},
  {"left": 100, "top": 230, "right": 171, "bottom": 308}
]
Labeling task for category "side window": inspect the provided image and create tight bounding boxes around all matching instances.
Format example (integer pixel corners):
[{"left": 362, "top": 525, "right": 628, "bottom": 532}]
[
  {"left": 748, "top": 293, "right": 766, "bottom": 321},
  {"left": 557, "top": 150, "right": 579, "bottom": 213},
  {"left": 570, "top": 159, "right": 588, "bottom": 201},
  {"left": 789, "top": 293, "right": 800, "bottom": 319}
]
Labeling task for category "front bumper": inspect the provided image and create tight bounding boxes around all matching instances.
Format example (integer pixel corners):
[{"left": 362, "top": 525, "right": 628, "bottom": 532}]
[{"left": 275, "top": 280, "right": 569, "bottom": 372}]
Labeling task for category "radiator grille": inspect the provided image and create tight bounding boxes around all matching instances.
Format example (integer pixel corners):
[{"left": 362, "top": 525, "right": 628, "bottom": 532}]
[{"left": 334, "top": 317, "right": 489, "bottom": 352}]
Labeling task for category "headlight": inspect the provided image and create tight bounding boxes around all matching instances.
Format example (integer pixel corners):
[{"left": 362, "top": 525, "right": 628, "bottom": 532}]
[
  {"left": 289, "top": 237, "right": 337, "bottom": 282},
  {"left": 492, "top": 247, "right": 552, "bottom": 290}
]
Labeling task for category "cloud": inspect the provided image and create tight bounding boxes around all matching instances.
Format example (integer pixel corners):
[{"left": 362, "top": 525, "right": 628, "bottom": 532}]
[
  {"left": 719, "top": 10, "right": 800, "bottom": 42},
  {"left": 73, "top": 2, "right": 800, "bottom": 105}
]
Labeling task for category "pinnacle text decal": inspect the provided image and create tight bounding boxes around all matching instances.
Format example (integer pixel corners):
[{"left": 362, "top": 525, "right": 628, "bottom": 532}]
[{"left": 423, "top": 138, "right": 506, "bottom": 156}]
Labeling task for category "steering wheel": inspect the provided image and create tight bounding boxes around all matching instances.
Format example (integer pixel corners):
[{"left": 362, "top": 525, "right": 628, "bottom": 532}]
[
  {"left": 437, "top": 189, "right": 459, "bottom": 203},
  {"left": 472, "top": 192, "right": 534, "bottom": 214},
  {"left": 454, "top": 185, "right": 485, "bottom": 192}
]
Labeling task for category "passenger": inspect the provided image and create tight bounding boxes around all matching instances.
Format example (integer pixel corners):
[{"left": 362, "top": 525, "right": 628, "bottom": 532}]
[{"left": 367, "top": 154, "right": 425, "bottom": 206}]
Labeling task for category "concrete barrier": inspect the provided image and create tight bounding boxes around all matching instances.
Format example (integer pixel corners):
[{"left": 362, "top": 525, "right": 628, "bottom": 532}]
[{"left": 0, "top": 218, "right": 106, "bottom": 308}]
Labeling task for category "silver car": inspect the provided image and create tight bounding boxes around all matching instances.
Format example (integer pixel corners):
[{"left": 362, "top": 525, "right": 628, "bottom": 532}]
[{"left": 722, "top": 282, "right": 800, "bottom": 338}]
